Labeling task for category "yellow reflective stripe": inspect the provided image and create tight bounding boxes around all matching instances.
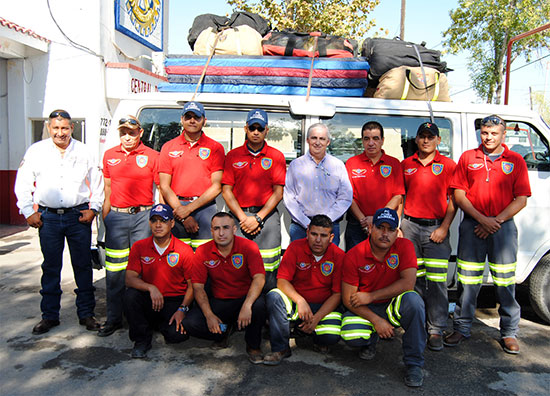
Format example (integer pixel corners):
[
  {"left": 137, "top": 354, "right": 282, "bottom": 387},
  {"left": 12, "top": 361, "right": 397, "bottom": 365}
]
[
  {"left": 269, "top": 288, "right": 299, "bottom": 320},
  {"left": 260, "top": 246, "right": 282, "bottom": 259},
  {"left": 492, "top": 276, "right": 516, "bottom": 287},
  {"left": 457, "top": 259, "right": 485, "bottom": 271},
  {"left": 322, "top": 312, "right": 342, "bottom": 321},
  {"left": 192, "top": 239, "right": 211, "bottom": 249},
  {"left": 426, "top": 273, "right": 447, "bottom": 282},
  {"left": 341, "top": 316, "right": 373, "bottom": 326},
  {"left": 457, "top": 273, "right": 483, "bottom": 284},
  {"left": 314, "top": 325, "right": 341, "bottom": 335},
  {"left": 488, "top": 262, "right": 517, "bottom": 273},
  {"left": 179, "top": 238, "right": 192, "bottom": 245},
  {"left": 432, "top": 73, "right": 440, "bottom": 101},
  {"left": 424, "top": 259, "right": 448, "bottom": 268},
  {"left": 416, "top": 269, "right": 426, "bottom": 277},
  {"left": 401, "top": 78, "right": 410, "bottom": 100},
  {"left": 386, "top": 305, "right": 400, "bottom": 326},
  {"left": 340, "top": 329, "right": 373, "bottom": 340},
  {"left": 417, "top": 258, "right": 424, "bottom": 265},
  {"left": 105, "top": 248, "right": 130, "bottom": 258},
  {"left": 105, "top": 261, "right": 128, "bottom": 272},
  {"left": 264, "top": 258, "right": 280, "bottom": 272}
]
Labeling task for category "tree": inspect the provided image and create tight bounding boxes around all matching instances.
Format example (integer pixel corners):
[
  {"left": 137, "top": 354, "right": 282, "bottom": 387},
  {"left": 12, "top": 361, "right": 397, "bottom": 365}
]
[
  {"left": 443, "top": 0, "right": 550, "bottom": 104},
  {"left": 227, "top": 0, "right": 382, "bottom": 41},
  {"left": 531, "top": 90, "right": 550, "bottom": 125}
]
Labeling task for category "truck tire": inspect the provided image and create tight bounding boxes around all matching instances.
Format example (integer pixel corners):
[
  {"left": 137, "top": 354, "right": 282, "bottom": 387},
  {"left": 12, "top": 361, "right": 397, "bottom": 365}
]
[{"left": 529, "top": 254, "right": 550, "bottom": 324}]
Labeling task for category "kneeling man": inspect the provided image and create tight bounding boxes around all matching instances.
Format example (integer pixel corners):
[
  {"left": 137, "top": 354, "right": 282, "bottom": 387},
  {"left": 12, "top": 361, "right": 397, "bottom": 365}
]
[
  {"left": 124, "top": 204, "right": 195, "bottom": 358},
  {"left": 182, "top": 212, "right": 266, "bottom": 364},
  {"left": 341, "top": 208, "right": 426, "bottom": 387},
  {"left": 264, "top": 215, "right": 344, "bottom": 365}
]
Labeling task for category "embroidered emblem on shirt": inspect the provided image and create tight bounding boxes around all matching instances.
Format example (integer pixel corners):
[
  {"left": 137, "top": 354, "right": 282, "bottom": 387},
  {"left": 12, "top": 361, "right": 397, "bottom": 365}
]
[
  {"left": 467, "top": 163, "right": 484, "bottom": 170},
  {"left": 297, "top": 262, "right": 311, "bottom": 271},
  {"left": 233, "top": 161, "right": 248, "bottom": 169},
  {"left": 404, "top": 168, "right": 417, "bottom": 176},
  {"left": 502, "top": 161, "right": 514, "bottom": 175},
  {"left": 387, "top": 254, "right": 399, "bottom": 269},
  {"left": 141, "top": 256, "right": 155, "bottom": 265},
  {"left": 136, "top": 155, "right": 148, "bottom": 168},
  {"left": 232, "top": 254, "right": 243, "bottom": 269},
  {"left": 359, "top": 263, "right": 375, "bottom": 273},
  {"left": 431, "top": 163, "right": 444, "bottom": 176},
  {"left": 204, "top": 259, "right": 220, "bottom": 268},
  {"left": 380, "top": 165, "right": 392, "bottom": 178},
  {"left": 167, "top": 253, "right": 179, "bottom": 267},
  {"left": 169, "top": 150, "right": 183, "bottom": 158},
  {"left": 198, "top": 148, "right": 211, "bottom": 160},
  {"left": 352, "top": 168, "right": 367, "bottom": 177},
  {"left": 261, "top": 158, "right": 272, "bottom": 170},
  {"left": 107, "top": 159, "right": 121, "bottom": 166},
  {"left": 321, "top": 261, "right": 334, "bottom": 276}
]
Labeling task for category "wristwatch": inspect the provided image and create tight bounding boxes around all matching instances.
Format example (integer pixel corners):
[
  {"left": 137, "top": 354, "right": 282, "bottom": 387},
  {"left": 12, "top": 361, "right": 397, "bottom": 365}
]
[
  {"left": 178, "top": 305, "right": 189, "bottom": 313},
  {"left": 254, "top": 214, "right": 264, "bottom": 228}
]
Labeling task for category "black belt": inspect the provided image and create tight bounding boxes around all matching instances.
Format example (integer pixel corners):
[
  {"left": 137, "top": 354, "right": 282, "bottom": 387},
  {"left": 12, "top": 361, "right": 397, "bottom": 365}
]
[
  {"left": 178, "top": 196, "right": 199, "bottom": 201},
  {"left": 39, "top": 203, "right": 89, "bottom": 215},
  {"left": 242, "top": 206, "right": 263, "bottom": 213},
  {"left": 404, "top": 214, "right": 442, "bottom": 227}
]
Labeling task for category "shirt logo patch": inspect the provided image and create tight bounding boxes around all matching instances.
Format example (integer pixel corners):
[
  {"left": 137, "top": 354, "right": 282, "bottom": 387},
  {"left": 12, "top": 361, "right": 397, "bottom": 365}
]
[
  {"left": 167, "top": 253, "right": 179, "bottom": 267},
  {"left": 404, "top": 168, "right": 417, "bottom": 176},
  {"left": 198, "top": 148, "right": 211, "bottom": 160},
  {"left": 352, "top": 168, "right": 367, "bottom": 177},
  {"left": 204, "top": 259, "right": 220, "bottom": 268},
  {"left": 297, "top": 262, "right": 311, "bottom": 271},
  {"left": 233, "top": 161, "right": 248, "bottom": 169},
  {"left": 136, "top": 155, "right": 148, "bottom": 168},
  {"left": 321, "top": 261, "right": 334, "bottom": 276},
  {"left": 261, "top": 158, "right": 272, "bottom": 170},
  {"left": 380, "top": 165, "right": 392, "bottom": 178},
  {"left": 502, "top": 161, "right": 514, "bottom": 175},
  {"left": 169, "top": 150, "right": 183, "bottom": 158},
  {"left": 359, "top": 263, "right": 375, "bottom": 273},
  {"left": 107, "top": 159, "right": 121, "bottom": 166},
  {"left": 468, "top": 163, "right": 484, "bottom": 170},
  {"left": 141, "top": 256, "right": 155, "bottom": 265},
  {"left": 387, "top": 254, "right": 399, "bottom": 269},
  {"left": 431, "top": 163, "right": 444, "bottom": 176},
  {"left": 232, "top": 254, "right": 243, "bottom": 269}
]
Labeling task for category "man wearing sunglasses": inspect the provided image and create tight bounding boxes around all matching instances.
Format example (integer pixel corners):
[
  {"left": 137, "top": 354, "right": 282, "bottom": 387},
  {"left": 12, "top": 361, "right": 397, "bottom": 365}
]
[
  {"left": 222, "top": 109, "right": 286, "bottom": 292},
  {"left": 445, "top": 115, "right": 531, "bottom": 354},
  {"left": 99, "top": 115, "right": 160, "bottom": 337},
  {"left": 159, "top": 101, "right": 225, "bottom": 249},
  {"left": 14, "top": 110, "right": 104, "bottom": 335}
]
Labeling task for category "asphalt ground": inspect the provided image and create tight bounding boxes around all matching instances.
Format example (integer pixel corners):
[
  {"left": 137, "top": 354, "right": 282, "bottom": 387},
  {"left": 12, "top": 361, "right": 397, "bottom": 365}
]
[{"left": 1, "top": 226, "right": 549, "bottom": 396}]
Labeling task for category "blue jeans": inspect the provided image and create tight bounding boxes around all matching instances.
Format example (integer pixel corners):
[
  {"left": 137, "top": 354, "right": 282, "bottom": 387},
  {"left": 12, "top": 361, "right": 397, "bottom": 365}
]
[
  {"left": 289, "top": 221, "right": 341, "bottom": 247},
  {"left": 38, "top": 205, "right": 96, "bottom": 320}
]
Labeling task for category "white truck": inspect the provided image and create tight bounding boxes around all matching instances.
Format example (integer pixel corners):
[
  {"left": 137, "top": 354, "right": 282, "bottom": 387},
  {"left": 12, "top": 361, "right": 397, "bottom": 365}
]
[{"left": 101, "top": 92, "right": 550, "bottom": 324}]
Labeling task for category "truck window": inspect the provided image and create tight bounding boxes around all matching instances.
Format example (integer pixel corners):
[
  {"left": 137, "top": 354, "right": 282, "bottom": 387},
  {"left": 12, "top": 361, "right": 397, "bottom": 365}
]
[
  {"left": 322, "top": 113, "right": 453, "bottom": 162},
  {"left": 32, "top": 119, "right": 85, "bottom": 143},
  {"left": 137, "top": 107, "right": 302, "bottom": 162}
]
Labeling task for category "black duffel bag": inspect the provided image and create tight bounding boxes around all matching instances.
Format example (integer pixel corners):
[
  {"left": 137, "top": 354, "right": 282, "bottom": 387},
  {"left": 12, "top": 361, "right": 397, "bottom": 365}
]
[
  {"left": 188, "top": 11, "right": 271, "bottom": 51},
  {"left": 262, "top": 30, "right": 358, "bottom": 58},
  {"left": 361, "top": 37, "right": 451, "bottom": 81}
]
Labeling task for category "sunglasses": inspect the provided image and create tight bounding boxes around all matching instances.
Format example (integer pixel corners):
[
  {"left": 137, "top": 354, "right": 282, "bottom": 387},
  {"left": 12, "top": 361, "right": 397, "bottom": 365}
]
[
  {"left": 119, "top": 118, "right": 140, "bottom": 126},
  {"left": 49, "top": 111, "right": 71, "bottom": 120},
  {"left": 248, "top": 125, "right": 266, "bottom": 132},
  {"left": 481, "top": 115, "right": 505, "bottom": 126}
]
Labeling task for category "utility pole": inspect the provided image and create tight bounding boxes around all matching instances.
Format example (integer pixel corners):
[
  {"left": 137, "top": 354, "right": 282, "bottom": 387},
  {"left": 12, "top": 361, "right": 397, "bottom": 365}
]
[{"left": 400, "top": 0, "right": 406, "bottom": 40}]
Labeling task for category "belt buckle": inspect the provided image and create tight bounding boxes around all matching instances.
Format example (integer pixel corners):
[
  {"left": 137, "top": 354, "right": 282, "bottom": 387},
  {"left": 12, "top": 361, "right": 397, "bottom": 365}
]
[
  {"left": 56, "top": 209, "right": 65, "bottom": 215},
  {"left": 129, "top": 206, "right": 138, "bottom": 214}
]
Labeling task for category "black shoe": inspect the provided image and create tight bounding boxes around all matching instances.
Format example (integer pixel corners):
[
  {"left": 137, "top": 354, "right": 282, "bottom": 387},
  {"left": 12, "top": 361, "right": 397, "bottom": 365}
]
[
  {"left": 32, "top": 319, "right": 60, "bottom": 335},
  {"left": 404, "top": 365, "right": 424, "bottom": 387},
  {"left": 131, "top": 343, "right": 152, "bottom": 359},
  {"left": 79, "top": 316, "right": 100, "bottom": 331},
  {"left": 359, "top": 343, "right": 376, "bottom": 360},
  {"left": 97, "top": 322, "right": 123, "bottom": 337}
]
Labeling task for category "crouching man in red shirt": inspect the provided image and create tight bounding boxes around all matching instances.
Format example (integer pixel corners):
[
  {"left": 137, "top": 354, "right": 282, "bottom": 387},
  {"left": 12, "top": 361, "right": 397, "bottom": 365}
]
[{"left": 124, "top": 204, "right": 195, "bottom": 358}]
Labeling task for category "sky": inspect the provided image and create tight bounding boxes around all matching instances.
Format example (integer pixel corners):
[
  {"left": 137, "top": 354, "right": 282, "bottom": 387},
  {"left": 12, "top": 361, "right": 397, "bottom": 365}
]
[{"left": 167, "top": 0, "right": 549, "bottom": 108}]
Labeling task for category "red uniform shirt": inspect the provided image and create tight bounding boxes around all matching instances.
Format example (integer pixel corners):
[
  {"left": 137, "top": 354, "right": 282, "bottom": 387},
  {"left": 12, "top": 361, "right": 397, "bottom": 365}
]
[
  {"left": 102, "top": 143, "right": 159, "bottom": 207},
  {"left": 346, "top": 151, "right": 405, "bottom": 217},
  {"left": 451, "top": 144, "right": 531, "bottom": 217},
  {"left": 277, "top": 238, "right": 344, "bottom": 304},
  {"left": 193, "top": 236, "right": 265, "bottom": 299},
  {"left": 159, "top": 133, "right": 225, "bottom": 197},
  {"left": 402, "top": 151, "right": 457, "bottom": 219},
  {"left": 343, "top": 238, "right": 417, "bottom": 303},
  {"left": 222, "top": 143, "right": 286, "bottom": 207},
  {"left": 127, "top": 235, "right": 194, "bottom": 297}
]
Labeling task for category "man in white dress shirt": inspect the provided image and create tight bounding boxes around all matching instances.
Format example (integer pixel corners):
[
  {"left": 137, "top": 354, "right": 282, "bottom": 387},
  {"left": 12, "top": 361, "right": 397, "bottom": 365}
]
[{"left": 14, "top": 110, "right": 104, "bottom": 335}]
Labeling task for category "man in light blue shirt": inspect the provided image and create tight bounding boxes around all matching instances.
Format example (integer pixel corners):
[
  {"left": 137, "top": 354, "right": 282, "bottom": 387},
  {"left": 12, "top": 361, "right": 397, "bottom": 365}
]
[{"left": 283, "top": 123, "right": 352, "bottom": 246}]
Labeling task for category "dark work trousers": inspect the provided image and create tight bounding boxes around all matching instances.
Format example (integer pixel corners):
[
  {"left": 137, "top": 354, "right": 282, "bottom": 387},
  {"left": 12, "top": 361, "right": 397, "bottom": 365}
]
[
  {"left": 172, "top": 200, "right": 216, "bottom": 250},
  {"left": 103, "top": 209, "right": 151, "bottom": 326},
  {"left": 401, "top": 217, "right": 451, "bottom": 336},
  {"left": 344, "top": 218, "right": 368, "bottom": 252},
  {"left": 182, "top": 294, "right": 266, "bottom": 350},
  {"left": 38, "top": 204, "right": 96, "bottom": 320},
  {"left": 123, "top": 287, "right": 189, "bottom": 346}
]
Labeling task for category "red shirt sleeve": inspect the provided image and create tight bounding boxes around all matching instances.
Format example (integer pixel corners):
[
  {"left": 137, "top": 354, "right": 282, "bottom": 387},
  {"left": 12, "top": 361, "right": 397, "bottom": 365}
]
[
  {"left": 277, "top": 242, "right": 298, "bottom": 281},
  {"left": 392, "top": 159, "right": 406, "bottom": 196},
  {"left": 221, "top": 152, "right": 235, "bottom": 186},
  {"left": 450, "top": 153, "right": 469, "bottom": 191},
  {"left": 271, "top": 150, "right": 287, "bottom": 186},
  {"left": 512, "top": 156, "right": 532, "bottom": 197},
  {"left": 397, "top": 238, "right": 418, "bottom": 271},
  {"left": 342, "top": 249, "right": 360, "bottom": 287},
  {"left": 209, "top": 143, "right": 226, "bottom": 173},
  {"left": 126, "top": 240, "right": 143, "bottom": 275},
  {"left": 331, "top": 249, "right": 344, "bottom": 293},
  {"left": 102, "top": 150, "right": 111, "bottom": 178},
  {"left": 191, "top": 247, "right": 209, "bottom": 284},
  {"left": 158, "top": 144, "right": 174, "bottom": 176},
  {"left": 151, "top": 150, "right": 160, "bottom": 186}
]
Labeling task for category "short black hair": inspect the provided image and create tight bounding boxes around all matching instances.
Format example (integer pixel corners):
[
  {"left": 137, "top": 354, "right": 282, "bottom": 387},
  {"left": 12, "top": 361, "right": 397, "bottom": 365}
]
[
  {"left": 308, "top": 214, "right": 333, "bottom": 232},
  {"left": 211, "top": 211, "right": 236, "bottom": 225},
  {"left": 361, "top": 121, "right": 384, "bottom": 139}
]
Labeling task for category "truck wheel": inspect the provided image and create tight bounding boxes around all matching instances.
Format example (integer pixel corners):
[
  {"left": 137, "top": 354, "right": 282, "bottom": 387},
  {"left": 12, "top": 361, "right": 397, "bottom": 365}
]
[{"left": 529, "top": 254, "right": 550, "bottom": 324}]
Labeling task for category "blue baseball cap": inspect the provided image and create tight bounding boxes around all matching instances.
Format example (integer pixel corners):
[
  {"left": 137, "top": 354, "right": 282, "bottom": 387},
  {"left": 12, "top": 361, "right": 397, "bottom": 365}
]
[
  {"left": 149, "top": 203, "right": 174, "bottom": 221},
  {"left": 246, "top": 109, "right": 268, "bottom": 128},
  {"left": 182, "top": 101, "right": 205, "bottom": 118},
  {"left": 373, "top": 208, "right": 399, "bottom": 229}
]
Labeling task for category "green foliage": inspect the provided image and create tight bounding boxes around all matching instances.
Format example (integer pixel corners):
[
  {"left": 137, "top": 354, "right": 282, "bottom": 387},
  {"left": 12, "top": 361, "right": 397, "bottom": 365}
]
[
  {"left": 227, "top": 0, "right": 383, "bottom": 41},
  {"left": 532, "top": 91, "right": 550, "bottom": 125},
  {"left": 443, "top": 0, "right": 550, "bottom": 104}
]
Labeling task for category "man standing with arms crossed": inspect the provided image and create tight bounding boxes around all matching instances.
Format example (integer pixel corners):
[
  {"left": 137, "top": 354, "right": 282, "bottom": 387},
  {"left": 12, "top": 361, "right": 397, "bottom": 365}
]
[
  {"left": 15, "top": 110, "right": 104, "bottom": 334},
  {"left": 401, "top": 122, "right": 457, "bottom": 351},
  {"left": 222, "top": 109, "right": 286, "bottom": 291},
  {"left": 99, "top": 115, "right": 160, "bottom": 337},
  {"left": 159, "top": 101, "right": 225, "bottom": 249},
  {"left": 444, "top": 115, "right": 531, "bottom": 354},
  {"left": 345, "top": 121, "right": 404, "bottom": 251},
  {"left": 284, "top": 123, "right": 352, "bottom": 247}
]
